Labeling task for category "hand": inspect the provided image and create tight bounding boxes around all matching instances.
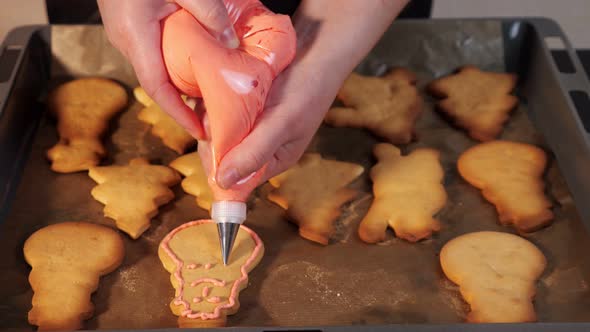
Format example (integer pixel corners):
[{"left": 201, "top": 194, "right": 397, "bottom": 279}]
[
  {"left": 207, "top": 56, "right": 345, "bottom": 188},
  {"left": 97, "top": 0, "right": 240, "bottom": 139},
  {"left": 211, "top": 0, "right": 409, "bottom": 189}
]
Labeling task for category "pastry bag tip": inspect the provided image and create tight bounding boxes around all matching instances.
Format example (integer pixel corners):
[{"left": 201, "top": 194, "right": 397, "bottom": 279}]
[{"left": 212, "top": 201, "right": 247, "bottom": 265}]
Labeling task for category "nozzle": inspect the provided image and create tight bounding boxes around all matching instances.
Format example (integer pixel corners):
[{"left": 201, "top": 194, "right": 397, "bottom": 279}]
[
  {"left": 211, "top": 201, "right": 247, "bottom": 265},
  {"left": 217, "top": 223, "right": 240, "bottom": 265}
]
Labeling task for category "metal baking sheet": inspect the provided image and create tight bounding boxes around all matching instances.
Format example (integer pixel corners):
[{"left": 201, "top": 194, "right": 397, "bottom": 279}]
[{"left": 1, "top": 19, "right": 590, "bottom": 330}]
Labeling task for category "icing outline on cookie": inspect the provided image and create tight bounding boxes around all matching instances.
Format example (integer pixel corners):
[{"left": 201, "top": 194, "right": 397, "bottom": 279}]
[{"left": 161, "top": 220, "right": 262, "bottom": 320}]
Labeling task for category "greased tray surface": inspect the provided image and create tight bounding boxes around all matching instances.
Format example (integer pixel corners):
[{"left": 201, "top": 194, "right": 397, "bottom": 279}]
[{"left": 1, "top": 20, "right": 590, "bottom": 330}]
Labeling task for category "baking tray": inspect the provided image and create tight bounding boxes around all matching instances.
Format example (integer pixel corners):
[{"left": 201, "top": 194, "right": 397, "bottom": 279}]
[{"left": 1, "top": 18, "right": 590, "bottom": 331}]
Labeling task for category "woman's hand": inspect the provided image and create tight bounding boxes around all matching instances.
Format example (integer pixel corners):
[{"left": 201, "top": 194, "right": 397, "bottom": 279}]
[
  {"left": 97, "top": 0, "right": 240, "bottom": 140},
  {"left": 212, "top": 0, "right": 409, "bottom": 188}
]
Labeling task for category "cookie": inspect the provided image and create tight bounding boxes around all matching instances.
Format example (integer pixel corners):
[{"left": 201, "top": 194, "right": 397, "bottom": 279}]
[
  {"left": 46, "top": 78, "right": 128, "bottom": 173},
  {"left": 440, "top": 231, "right": 546, "bottom": 322},
  {"left": 169, "top": 152, "right": 213, "bottom": 211},
  {"left": 458, "top": 140, "right": 553, "bottom": 232},
  {"left": 24, "top": 222, "right": 124, "bottom": 330},
  {"left": 358, "top": 143, "right": 446, "bottom": 243},
  {"left": 427, "top": 66, "right": 518, "bottom": 141},
  {"left": 89, "top": 158, "right": 180, "bottom": 239},
  {"left": 324, "top": 68, "right": 422, "bottom": 144},
  {"left": 159, "top": 220, "right": 264, "bottom": 327},
  {"left": 268, "top": 153, "right": 364, "bottom": 245},
  {"left": 134, "top": 87, "right": 196, "bottom": 154}
]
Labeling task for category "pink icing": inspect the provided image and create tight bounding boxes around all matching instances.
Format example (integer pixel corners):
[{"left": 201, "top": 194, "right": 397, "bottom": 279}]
[
  {"left": 202, "top": 286, "right": 210, "bottom": 297},
  {"left": 204, "top": 263, "right": 213, "bottom": 270},
  {"left": 193, "top": 297, "right": 202, "bottom": 303},
  {"left": 207, "top": 296, "right": 221, "bottom": 303},
  {"left": 186, "top": 263, "right": 198, "bottom": 269},
  {"left": 190, "top": 278, "right": 226, "bottom": 287},
  {"left": 160, "top": 219, "right": 263, "bottom": 320}
]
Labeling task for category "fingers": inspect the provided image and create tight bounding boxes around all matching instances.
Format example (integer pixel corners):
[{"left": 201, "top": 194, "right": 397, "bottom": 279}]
[
  {"left": 258, "top": 139, "right": 306, "bottom": 184},
  {"left": 215, "top": 106, "right": 289, "bottom": 189},
  {"left": 197, "top": 140, "right": 214, "bottom": 175},
  {"left": 324, "top": 107, "right": 362, "bottom": 127},
  {"left": 127, "top": 21, "right": 205, "bottom": 139},
  {"left": 174, "top": 0, "right": 239, "bottom": 48},
  {"left": 153, "top": 1, "right": 181, "bottom": 20}
]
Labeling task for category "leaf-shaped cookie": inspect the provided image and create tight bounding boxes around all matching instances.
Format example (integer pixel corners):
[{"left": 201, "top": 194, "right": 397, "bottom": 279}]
[
  {"left": 428, "top": 66, "right": 518, "bottom": 141},
  {"left": 325, "top": 68, "right": 422, "bottom": 144},
  {"left": 89, "top": 158, "right": 180, "bottom": 239},
  {"left": 134, "top": 87, "right": 196, "bottom": 154},
  {"left": 268, "top": 153, "right": 364, "bottom": 245},
  {"left": 170, "top": 152, "right": 213, "bottom": 211},
  {"left": 358, "top": 143, "right": 446, "bottom": 243}
]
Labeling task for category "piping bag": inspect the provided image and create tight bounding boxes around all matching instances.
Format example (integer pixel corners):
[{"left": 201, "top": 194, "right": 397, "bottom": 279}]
[{"left": 161, "top": 0, "right": 296, "bottom": 264}]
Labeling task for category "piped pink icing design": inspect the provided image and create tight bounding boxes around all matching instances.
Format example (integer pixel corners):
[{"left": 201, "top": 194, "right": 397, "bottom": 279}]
[
  {"left": 193, "top": 297, "right": 202, "bottom": 303},
  {"left": 190, "top": 278, "right": 226, "bottom": 287},
  {"left": 160, "top": 219, "right": 263, "bottom": 320},
  {"left": 207, "top": 296, "right": 221, "bottom": 303},
  {"left": 186, "top": 263, "right": 198, "bottom": 269},
  {"left": 202, "top": 286, "right": 210, "bottom": 297},
  {"left": 204, "top": 263, "right": 213, "bottom": 270}
]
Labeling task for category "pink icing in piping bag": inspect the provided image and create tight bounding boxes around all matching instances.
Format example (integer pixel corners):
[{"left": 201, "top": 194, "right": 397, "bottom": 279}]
[{"left": 161, "top": 0, "right": 296, "bottom": 264}]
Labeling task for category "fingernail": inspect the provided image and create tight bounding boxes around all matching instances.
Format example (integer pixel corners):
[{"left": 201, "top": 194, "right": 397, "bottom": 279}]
[
  {"left": 219, "top": 26, "right": 240, "bottom": 49},
  {"left": 183, "top": 96, "right": 197, "bottom": 110},
  {"left": 218, "top": 167, "right": 240, "bottom": 189}
]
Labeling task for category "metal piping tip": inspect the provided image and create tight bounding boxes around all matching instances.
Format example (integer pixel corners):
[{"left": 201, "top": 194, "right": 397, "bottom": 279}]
[{"left": 217, "top": 222, "right": 240, "bottom": 265}]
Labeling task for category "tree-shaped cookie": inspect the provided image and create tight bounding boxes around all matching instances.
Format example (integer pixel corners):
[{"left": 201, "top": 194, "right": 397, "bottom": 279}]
[
  {"left": 24, "top": 222, "right": 124, "bottom": 330},
  {"left": 47, "top": 78, "right": 128, "bottom": 173},
  {"left": 440, "top": 231, "right": 546, "bottom": 322},
  {"left": 458, "top": 140, "right": 553, "bottom": 232},
  {"left": 358, "top": 143, "right": 446, "bottom": 243},
  {"left": 89, "top": 158, "right": 180, "bottom": 239},
  {"left": 268, "top": 153, "right": 364, "bottom": 245},
  {"left": 159, "top": 220, "right": 264, "bottom": 328},
  {"left": 170, "top": 152, "right": 213, "bottom": 211},
  {"left": 428, "top": 66, "right": 518, "bottom": 141},
  {"left": 134, "top": 87, "right": 196, "bottom": 154},
  {"left": 324, "top": 68, "right": 422, "bottom": 144}
]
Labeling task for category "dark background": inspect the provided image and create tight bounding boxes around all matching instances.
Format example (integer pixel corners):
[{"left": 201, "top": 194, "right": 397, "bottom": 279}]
[{"left": 45, "top": 0, "right": 433, "bottom": 24}]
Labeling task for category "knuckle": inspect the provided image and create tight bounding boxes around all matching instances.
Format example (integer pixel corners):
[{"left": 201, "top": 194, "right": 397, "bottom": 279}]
[{"left": 241, "top": 149, "right": 266, "bottom": 176}]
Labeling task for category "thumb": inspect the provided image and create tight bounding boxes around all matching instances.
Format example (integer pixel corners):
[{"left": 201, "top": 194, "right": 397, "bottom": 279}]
[{"left": 173, "top": 0, "right": 239, "bottom": 49}]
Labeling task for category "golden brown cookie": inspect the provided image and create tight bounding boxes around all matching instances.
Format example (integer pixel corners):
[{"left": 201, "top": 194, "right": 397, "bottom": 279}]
[
  {"left": 268, "top": 153, "right": 364, "bottom": 245},
  {"left": 458, "top": 140, "right": 553, "bottom": 232},
  {"left": 427, "top": 66, "right": 518, "bottom": 141},
  {"left": 134, "top": 87, "right": 196, "bottom": 154},
  {"left": 358, "top": 143, "right": 446, "bottom": 243},
  {"left": 169, "top": 152, "right": 213, "bottom": 211},
  {"left": 158, "top": 220, "right": 264, "bottom": 327},
  {"left": 46, "top": 78, "right": 128, "bottom": 173},
  {"left": 440, "top": 231, "right": 546, "bottom": 322},
  {"left": 89, "top": 158, "right": 180, "bottom": 239},
  {"left": 24, "top": 222, "right": 124, "bottom": 330},
  {"left": 324, "top": 68, "right": 422, "bottom": 144}
]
